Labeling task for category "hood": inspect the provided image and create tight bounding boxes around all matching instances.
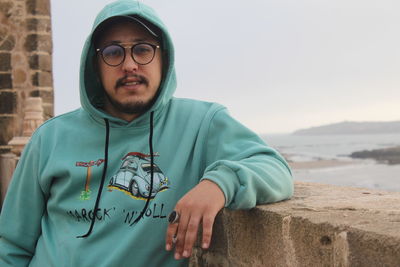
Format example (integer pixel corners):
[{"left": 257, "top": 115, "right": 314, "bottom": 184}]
[{"left": 79, "top": 0, "right": 177, "bottom": 127}]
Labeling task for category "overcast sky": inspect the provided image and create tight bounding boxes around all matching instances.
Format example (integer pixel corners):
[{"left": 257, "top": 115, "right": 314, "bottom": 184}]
[{"left": 51, "top": 0, "right": 400, "bottom": 134}]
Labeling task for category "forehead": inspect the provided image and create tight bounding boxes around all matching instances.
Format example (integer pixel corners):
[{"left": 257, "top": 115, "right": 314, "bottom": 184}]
[{"left": 96, "top": 21, "right": 157, "bottom": 46}]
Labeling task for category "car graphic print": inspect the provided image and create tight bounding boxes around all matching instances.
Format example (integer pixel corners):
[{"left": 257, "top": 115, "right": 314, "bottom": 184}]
[{"left": 108, "top": 152, "right": 170, "bottom": 200}]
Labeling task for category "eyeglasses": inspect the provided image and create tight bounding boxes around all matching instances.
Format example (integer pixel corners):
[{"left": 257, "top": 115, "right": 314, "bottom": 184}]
[{"left": 96, "top": 42, "right": 160, "bottom": 66}]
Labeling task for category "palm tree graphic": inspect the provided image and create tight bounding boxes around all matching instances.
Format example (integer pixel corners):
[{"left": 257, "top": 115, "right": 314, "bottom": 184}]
[{"left": 76, "top": 159, "right": 105, "bottom": 200}]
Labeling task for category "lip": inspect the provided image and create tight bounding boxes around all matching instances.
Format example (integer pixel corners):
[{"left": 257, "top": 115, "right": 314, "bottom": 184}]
[
  {"left": 119, "top": 82, "right": 143, "bottom": 91},
  {"left": 116, "top": 75, "right": 147, "bottom": 91}
]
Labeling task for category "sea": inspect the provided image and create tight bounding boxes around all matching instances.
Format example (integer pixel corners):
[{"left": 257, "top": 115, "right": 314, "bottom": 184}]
[{"left": 262, "top": 134, "right": 400, "bottom": 192}]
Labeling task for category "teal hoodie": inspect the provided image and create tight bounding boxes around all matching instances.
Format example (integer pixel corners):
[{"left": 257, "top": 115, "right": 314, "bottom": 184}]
[{"left": 0, "top": 0, "right": 293, "bottom": 266}]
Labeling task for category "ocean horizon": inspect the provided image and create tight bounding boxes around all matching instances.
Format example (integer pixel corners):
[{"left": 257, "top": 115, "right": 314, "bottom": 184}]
[{"left": 262, "top": 133, "right": 400, "bottom": 192}]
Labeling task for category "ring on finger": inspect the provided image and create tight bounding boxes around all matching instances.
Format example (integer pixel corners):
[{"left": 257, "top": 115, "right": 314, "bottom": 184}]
[
  {"left": 172, "top": 234, "right": 177, "bottom": 244},
  {"left": 168, "top": 210, "right": 180, "bottom": 224}
]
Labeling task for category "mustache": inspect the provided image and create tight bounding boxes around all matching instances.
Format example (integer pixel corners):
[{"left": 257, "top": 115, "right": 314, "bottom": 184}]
[{"left": 115, "top": 74, "right": 148, "bottom": 88}]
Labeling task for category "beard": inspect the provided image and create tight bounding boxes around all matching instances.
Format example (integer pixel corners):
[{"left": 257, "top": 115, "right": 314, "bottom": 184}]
[
  {"left": 104, "top": 92, "right": 157, "bottom": 116},
  {"left": 101, "top": 74, "right": 161, "bottom": 119}
]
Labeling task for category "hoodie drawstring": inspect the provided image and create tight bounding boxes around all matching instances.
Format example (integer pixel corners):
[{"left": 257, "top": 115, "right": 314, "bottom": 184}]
[
  {"left": 131, "top": 111, "right": 154, "bottom": 225},
  {"left": 77, "top": 112, "right": 155, "bottom": 237},
  {"left": 77, "top": 118, "right": 110, "bottom": 238}
]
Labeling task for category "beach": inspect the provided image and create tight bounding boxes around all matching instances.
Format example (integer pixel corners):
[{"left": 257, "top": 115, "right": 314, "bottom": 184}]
[
  {"left": 288, "top": 158, "right": 356, "bottom": 170},
  {"left": 264, "top": 134, "right": 400, "bottom": 192}
]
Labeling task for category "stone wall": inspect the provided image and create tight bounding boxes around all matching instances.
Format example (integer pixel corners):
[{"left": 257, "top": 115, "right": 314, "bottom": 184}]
[
  {"left": 190, "top": 182, "right": 400, "bottom": 267},
  {"left": 0, "top": 0, "right": 53, "bottom": 155}
]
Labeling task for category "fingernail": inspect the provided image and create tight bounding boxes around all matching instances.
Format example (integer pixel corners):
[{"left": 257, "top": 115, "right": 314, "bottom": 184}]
[
  {"left": 166, "top": 244, "right": 171, "bottom": 251},
  {"left": 202, "top": 242, "right": 209, "bottom": 249},
  {"left": 183, "top": 250, "right": 189, "bottom": 257},
  {"left": 174, "top": 253, "right": 180, "bottom": 259}
]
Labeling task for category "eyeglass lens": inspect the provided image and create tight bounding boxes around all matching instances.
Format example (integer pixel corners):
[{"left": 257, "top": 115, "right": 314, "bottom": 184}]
[{"left": 101, "top": 43, "right": 156, "bottom": 66}]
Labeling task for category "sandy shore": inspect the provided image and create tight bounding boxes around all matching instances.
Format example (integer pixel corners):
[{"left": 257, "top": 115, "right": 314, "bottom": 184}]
[{"left": 288, "top": 159, "right": 356, "bottom": 170}]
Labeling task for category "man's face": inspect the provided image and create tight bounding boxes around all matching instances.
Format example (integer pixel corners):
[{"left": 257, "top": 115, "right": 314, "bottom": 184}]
[{"left": 96, "top": 21, "right": 162, "bottom": 121}]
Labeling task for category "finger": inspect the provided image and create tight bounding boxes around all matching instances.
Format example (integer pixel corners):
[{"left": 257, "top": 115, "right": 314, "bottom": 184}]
[
  {"left": 182, "top": 215, "right": 201, "bottom": 258},
  {"left": 165, "top": 219, "right": 179, "bottom": 251},
  {"left": 201, "top": 213, "right": 216, "bottom": 249},
  {"left": 174, "top": 212, "right": 190, "bottom": 259}
]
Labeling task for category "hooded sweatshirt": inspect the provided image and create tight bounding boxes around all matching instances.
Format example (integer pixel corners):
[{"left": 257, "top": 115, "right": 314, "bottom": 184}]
[{"left": 0, "top": 1, "right": 293, "bottom": 266}]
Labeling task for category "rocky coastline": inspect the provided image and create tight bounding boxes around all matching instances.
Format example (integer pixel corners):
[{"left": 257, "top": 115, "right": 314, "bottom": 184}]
[{"left": 350, "top": 146, "right": 400, "bottom": 165}]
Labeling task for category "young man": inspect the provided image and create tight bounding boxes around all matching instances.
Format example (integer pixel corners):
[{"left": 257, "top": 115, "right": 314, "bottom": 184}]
[{"left": 0, "top": 0, "right": 293, "bottom": 266}]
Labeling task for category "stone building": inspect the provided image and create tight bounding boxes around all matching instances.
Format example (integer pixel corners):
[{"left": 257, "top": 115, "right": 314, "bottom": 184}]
[
  {"left": 0, "top": 0, "right": 52, "bottom": 203},
  {"left": 0, "top": 0, "right": 53, "bottom": 155}
]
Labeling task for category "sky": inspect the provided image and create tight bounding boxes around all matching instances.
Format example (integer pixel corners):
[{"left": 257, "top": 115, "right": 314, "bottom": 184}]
[{"left": 51, "top": 0, "right": 400, "bottom": 134}]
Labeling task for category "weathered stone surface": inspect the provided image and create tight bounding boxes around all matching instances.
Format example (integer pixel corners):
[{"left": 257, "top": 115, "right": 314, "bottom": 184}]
[
  {"left": 0, "top": 2, "right": 13, "bottom": 17},
  {"left": 0, "top": 73, "right": 12, "bottom": 89},
  {"left": 0, "top": 26, "right": 7, "bottom": 43},
  {"left": 31, "top": 71, "right": 52, "bottom": 87},
  {"left": 0, "top": 152, "right": 18, "bottom": 206},
  {"left": 30, "top": 89, "right": 53, "bottom": 103},
  {"left": 0, "top": 52, "right": 11, "bottom": 71},
  {"left": 11, "top": 53, "right": 25, "bottom": 68},
  {"left": 1, "top": 0, "right": 53, "bottom": 204},
  {"left": 29, "top": 54, "right": 52, "bottom": 71},
  {"left": 24, "top": 34, "right": 52, "bottom": 53},
  {"left": 0, "top": 91, "right": 16, "bottom": 114},
  {"left": 26, "top": 18, "right": 51, "bottom": 33},
  {"left": 0, "top": 35, "right": 15, "bottom": 51},
  {"left": 24, "top": 34, "right": 37, "bottom": 51},
  {"left": 42, "top": 103, "right": 53, "bottom": 118},
  {"left": 0, "top": 145, "right": 11, "bottom": 155},
  {"left": 12, "top": 68, "right": 27, "bottom": 85},
  {"left": 26, "top": 0, "right": 50, "bottom": 16},
  {"left": 0, "top": 116, "right": 15, "bottom": 145},
  {"left": 191, "top": 182, "right": 400, "bottom": 267}
]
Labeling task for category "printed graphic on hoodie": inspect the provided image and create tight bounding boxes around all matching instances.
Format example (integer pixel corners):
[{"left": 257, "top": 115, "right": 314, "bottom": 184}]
[
  {"left": 108, "top": 152, "right": 170, "bottom": 200},
  {"left": 76, "top": 159, "right": 105, "bottom": 200}
]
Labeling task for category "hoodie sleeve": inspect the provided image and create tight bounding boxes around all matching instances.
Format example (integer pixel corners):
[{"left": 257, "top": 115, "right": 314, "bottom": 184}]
[
  {"left": 0, "top": 135, "right": 45, "bottom": 266},
  {"left": 201, "top": 107, "right": 293, "bottom": 210}
]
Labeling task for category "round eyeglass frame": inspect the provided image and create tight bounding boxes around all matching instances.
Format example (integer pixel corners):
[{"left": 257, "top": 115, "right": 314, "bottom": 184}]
[{"left": 96, "top": 42, "right": 160, "bottom": 67}]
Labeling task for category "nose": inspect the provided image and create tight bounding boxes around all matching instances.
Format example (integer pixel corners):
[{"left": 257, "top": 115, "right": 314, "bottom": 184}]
[{"left": 121, "top": 50, "right": 139, "bottom": 73}]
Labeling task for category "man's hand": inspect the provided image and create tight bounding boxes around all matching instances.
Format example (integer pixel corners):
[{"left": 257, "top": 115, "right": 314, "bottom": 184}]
[{"left": 165, "top": 179, "right": 225, "bottom": 260}]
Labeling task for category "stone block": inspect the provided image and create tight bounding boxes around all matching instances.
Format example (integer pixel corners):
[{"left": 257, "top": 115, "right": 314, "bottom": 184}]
[
  {"left": 24, "top": 34, "right": 37, "bottom": 52},
  {"left": 30, "top": 89, "right": 53, "bottom": 104},
  {"left": 347, "top": 230, "right": 400, "bottom": 267},
  {"left": 191, "top": 182, "right": 400, "bottom": 267},
  {"left": 0, "top": 35, "right": 15, "bottom": 51},
  {"left": 0, "top": 91, "right": 16, "bottom": 114},
  {"left": 26, "top": 18, "right": 51, "bottom": 33},
  {"left": 12, "top": 69, "right": 27, "bottom": 85},
  {"left": 289, "top": 218, "right": 336, "bottom": 266},
  {"left": 26, "top": 0, "right": 50, "bottom": 16},
  {"left": 24, "top": 34, "right": 52, "bottom": 53},
  {"left": 0, "top": 73, "right": 12, "bottom": 89},
  {"left": 0, "top": 116, "right": 15, "bottom": 145},
  {"left": 31, "top": 71, "right": 52, "bottom": 87},
  {"left": 11, "top": 53, "right": 25, "bottom": 69},
  {"left": 0, "top": 53, "right": 11, "bottom": 71},
  {"left": 29, "top": 54, "right": 52, "bottom": 71}
]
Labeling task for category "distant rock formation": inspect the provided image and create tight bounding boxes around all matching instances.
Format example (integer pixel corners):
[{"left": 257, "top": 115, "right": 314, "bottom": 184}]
[
  {"left": 293, "top": 121, "right": 400, "bottom": 135},
  {"left": 350, "top": 146, "right": 400, "bottom": 165}
]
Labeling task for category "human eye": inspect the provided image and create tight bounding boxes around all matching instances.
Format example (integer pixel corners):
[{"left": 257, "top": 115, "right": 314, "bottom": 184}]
[
  {"left": 133, "top": 43, "right": 153, "bottom": 55},
  {"left": 102, "top": 45, "right": 123, "bottom": 58}
]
